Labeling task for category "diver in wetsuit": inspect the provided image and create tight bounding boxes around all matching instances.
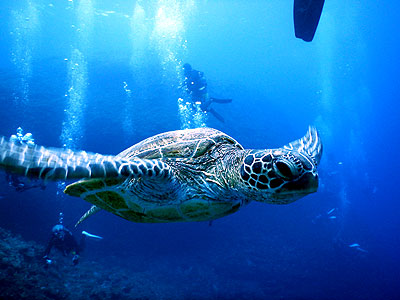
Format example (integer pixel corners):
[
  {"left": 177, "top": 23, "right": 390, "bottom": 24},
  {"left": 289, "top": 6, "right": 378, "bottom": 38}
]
[
  {"left": 43, "top": 224, "right": 84, "bottom": 266},
  {"left": 43, "top": 212, "right": 103, "bottom": 267},
  {"left": 183, "top": 63, "right": 232, "bottom": 123}
]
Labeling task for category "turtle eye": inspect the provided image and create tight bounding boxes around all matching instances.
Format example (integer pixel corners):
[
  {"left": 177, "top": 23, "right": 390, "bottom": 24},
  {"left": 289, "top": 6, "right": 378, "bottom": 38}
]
[{"left": 274, "top": 160, "right": 295, "bottom": 180}]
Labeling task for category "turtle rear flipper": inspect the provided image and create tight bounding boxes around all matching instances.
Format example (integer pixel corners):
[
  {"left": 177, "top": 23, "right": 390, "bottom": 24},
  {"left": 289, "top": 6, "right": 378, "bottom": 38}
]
[{"left": 75, "top": 205, "right": 101, "bottom": 227}]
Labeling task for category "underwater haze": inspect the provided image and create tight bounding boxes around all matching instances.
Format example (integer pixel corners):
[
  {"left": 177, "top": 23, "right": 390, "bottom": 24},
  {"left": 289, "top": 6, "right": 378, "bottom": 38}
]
[{"left": 0, "top": 0, "right": 399, "bottom": 299}]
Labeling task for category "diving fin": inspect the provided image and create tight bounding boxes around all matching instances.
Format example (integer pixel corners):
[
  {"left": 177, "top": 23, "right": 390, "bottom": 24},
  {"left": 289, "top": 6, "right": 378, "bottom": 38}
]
[
  {"left": 208, "top": 108, "right": 225, "bottom": 123},
  {"left": 293, "top": 0, "right": 325, "bottom": 42},
  {"left": 82, "top": 230, "right": 103, "bottom": 240},
  {"left": 210, "top": 97, "right": 233, "bottom": 104}
]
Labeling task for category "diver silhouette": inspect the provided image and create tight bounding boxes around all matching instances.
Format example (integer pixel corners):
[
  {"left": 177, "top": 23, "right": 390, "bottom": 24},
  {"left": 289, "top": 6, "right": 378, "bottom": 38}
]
[
  {"left": 183, "top": 63, "right": 232, "bottom": 123},
  {"left": 43, "top": 213, "right": 103, "bottom": 267}
]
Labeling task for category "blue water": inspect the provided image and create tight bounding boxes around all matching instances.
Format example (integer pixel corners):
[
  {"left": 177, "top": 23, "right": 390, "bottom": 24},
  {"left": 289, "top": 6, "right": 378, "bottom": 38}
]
[{"left": 0, "top": 1, "right": 399, "bottom": 299}]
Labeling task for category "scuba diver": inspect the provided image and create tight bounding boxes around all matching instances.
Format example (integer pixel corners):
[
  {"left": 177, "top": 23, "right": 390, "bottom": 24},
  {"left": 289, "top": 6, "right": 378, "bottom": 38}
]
[
  {"left": 293, "top": 0, "right": 325, "bottom": 42},
  {"left": 183, "top": 63, "right": 232, "bottom": 123},
  {"left": 43, "top": 224, "right": 83, "bottom": 266},
  {"left": 6, "top": 127, "right": 45, "bottom": 192},
  {"left": 43, "top": 213, "right": 103, "bottom": 267}
]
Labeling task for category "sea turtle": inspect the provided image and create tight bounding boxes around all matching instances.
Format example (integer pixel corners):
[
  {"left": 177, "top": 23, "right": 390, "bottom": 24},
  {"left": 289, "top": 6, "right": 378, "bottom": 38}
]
[{"left": 0, "top": 127, "right": 322, "bottom": 224}]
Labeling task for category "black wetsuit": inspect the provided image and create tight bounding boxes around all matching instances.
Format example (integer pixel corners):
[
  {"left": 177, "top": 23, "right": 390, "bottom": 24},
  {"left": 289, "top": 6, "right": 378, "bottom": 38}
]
[
  {"left": 44, "top": 229, "right": 83, "bottom": 258},
  {"left": 184, "top": 69, "right": 208, "bottom": 103}
]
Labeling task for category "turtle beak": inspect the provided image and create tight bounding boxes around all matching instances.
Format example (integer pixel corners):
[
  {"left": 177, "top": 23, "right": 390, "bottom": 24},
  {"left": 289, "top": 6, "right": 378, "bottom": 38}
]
[
  {"left": 284, "top": 126, "right": 323, "bottom": 166},
  {"left": 286, "top": 172, "right": 319, "bottom": 194},
  {"left": 268, "top": 171, "right": 319, "bottom": 204}
]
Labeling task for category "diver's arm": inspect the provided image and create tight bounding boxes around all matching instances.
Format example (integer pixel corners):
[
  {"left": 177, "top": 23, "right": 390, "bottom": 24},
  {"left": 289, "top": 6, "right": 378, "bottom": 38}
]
[{"left": 43, "top": 236, "right": 55, "bottom": 257}]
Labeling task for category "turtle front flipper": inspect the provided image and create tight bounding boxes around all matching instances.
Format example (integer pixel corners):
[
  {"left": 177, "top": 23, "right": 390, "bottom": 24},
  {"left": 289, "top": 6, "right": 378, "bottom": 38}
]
[
  {"left": 283, "top": 126, "right": 322, "bottom": 166},
  {"left": 0, "top": 136, "right": 174, "bottom": 181}
]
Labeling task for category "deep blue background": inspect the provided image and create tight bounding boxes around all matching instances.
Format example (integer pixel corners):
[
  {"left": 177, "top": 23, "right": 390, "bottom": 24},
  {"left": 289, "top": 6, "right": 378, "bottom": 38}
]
[{"left": 0, "top": 1, "right": 399, "bottom": 299}]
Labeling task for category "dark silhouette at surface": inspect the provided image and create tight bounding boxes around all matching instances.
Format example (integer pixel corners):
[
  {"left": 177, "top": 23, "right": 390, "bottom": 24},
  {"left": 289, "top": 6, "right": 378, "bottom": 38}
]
[
  {"left": 183, "top": 63, "right": 232, "bottom": 123},
  {"left": 43, "top": 224, "right": 85, "bottom": 266},
  {"left": 294, "top": 0, "right": 325, "bottom": 42},
  {"left": 6, "top": 173, "right": 45, "bottom": 192}
]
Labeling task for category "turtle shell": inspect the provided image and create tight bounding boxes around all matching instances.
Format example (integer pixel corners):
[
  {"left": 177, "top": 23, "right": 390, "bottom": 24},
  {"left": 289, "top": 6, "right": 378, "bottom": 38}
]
[
  {"left": 65, "top": 128, "right": 243, "bottom": 197},
  {"left": 117, "top": 127, "right": 243, "bottom": 160},
  {"left": 65, "top": 128, "right": 244, "bottom": 223}
]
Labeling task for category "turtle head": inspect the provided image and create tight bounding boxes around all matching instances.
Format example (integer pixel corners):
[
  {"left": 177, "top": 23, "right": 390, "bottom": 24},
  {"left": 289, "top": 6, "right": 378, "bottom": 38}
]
[{"left": 239, "top": 127, "right": 322, "bottom": 204}]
